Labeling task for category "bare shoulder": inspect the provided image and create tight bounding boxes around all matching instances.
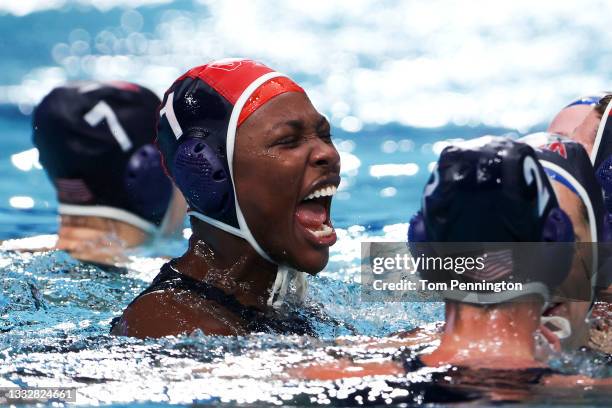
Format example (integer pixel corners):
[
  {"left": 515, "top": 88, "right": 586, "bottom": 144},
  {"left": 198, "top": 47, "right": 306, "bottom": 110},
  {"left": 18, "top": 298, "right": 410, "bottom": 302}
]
[
  {"left": 111, "top": 288, "right": 246, "bottom": 338},
  {"left": 289, "top": 359, "right": 404, "bottom": 381}
]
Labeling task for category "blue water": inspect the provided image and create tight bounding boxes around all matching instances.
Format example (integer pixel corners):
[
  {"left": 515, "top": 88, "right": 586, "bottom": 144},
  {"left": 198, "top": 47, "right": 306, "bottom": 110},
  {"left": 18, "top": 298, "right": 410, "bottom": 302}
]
[{"left": 1, "top": 1, "right": 611, "bottom": 406}]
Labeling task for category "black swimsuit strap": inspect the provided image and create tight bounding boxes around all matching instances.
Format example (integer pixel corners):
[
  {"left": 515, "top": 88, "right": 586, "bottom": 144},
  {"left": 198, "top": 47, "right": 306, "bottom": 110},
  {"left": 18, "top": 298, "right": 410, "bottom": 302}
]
[
  {"left": 112, "top": 262, "right": 316, "bottom": 336},
  {"left": 135, "top": 263, "right": 264, "bottom": 321},
  {"left": 397, "top": 347, "right": 556, "bottom": 383}
]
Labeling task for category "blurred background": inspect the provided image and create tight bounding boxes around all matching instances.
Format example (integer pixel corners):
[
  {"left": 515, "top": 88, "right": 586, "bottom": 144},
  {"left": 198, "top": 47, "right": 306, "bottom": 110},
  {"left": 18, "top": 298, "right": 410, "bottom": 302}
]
[{"left": 1, "top": 0, "right": 612, "bottom": 241}]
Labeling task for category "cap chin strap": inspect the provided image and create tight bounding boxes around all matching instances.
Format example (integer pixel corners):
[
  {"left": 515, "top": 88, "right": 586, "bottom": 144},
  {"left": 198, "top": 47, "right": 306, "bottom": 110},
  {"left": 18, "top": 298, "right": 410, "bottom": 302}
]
[
  {"left": 442, "top": 282, "right": 550, "bottom": 305},
  {"left": 189, "top": 70, "right": 309, "bottom": 308},
  {"left": 590, "top": 98, "right": 612, "bottom": 164},
  {"left": 58, "top": 203, "right": 158, "bottom": 235},
  {"left": 226, "top": 70, "right": 287, "bottom": 264},
  {"left": 60, "top": 189, "right": 183, "bottom": 240},
  {"left": 541, "top": 315, "right": 572, "bottom": 340},
  {"left": 267, "top": 265, "right": 309, "bottom": 309}
]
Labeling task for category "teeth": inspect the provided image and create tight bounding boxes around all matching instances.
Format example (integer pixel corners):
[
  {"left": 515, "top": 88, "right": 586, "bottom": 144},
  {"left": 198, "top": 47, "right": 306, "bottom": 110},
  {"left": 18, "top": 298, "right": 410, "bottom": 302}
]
[
  {"left": 307, "top": 224, "right": 335, "bottom": 237},
  {"left": 304, "top": 185, "right": 337, "bottom": 201}
]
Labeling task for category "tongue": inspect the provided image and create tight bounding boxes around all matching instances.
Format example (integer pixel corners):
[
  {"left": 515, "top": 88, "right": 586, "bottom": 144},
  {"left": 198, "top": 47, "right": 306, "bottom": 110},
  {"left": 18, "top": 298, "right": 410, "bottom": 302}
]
[{"left": 295, "top": 201, "right": 327, "bottom": 228}]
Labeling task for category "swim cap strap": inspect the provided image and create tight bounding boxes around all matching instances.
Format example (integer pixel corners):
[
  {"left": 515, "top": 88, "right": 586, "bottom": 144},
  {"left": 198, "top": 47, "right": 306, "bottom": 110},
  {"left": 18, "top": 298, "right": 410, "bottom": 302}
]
[
  {"left": 540, "top": 315, "right": 572, "bottom": 339},
  {"left": 591, "top": 99, "right": 612, "bottom": 166},
  {"left": 267, "top": 265, "right": 308, "bottom": 309},
  {"left": 442, "top": 282, "right": 551, "bottom": 305},
  {"left": 58, "top": 203, "right": 158, "bottom": 235},
  {"left": 226, "top": 71, "right": 287, "bottom": 264},
  {"left": 187, "top": 210, "right": 245, "bottom": 238}
]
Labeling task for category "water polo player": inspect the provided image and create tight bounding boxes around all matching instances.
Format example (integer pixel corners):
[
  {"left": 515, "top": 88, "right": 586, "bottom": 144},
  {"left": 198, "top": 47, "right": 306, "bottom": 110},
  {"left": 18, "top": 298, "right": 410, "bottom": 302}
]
[
  {"left": 112, "top": 59, "right": 341, "bottom": 338},
  {"left": 293, "top": 138, "right": 611, "bottom": 387},
  {"left": 548, "top": 94, "right": 608, "bottom": 138},
  {"left": 520, "top": 132, "right": 607, "bottom": 350},
  {"left": 543, "top": 94, "right": 612, "bottom": 344},
  {"left": 4, "top": 81, "right": 186, "bottom": 265},
  {"left": 587, "top": 95, "right": 612, "bottom": 300}
]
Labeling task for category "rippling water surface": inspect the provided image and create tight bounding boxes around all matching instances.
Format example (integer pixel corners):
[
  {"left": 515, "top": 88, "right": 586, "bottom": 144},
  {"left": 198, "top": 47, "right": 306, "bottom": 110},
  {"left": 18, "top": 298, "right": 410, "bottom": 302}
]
[
  {"left": 1, "top": 1, "right": 612, "bottom": 406},
  {"left": 1, "top": 230, "right": 610, "bottom": 406}
]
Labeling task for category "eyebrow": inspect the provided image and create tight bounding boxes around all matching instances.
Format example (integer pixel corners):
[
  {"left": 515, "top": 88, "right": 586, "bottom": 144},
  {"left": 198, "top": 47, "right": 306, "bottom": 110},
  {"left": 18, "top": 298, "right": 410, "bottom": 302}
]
[
  {"left": 268, "top": 119, "right": 304, "bottom": 135},
  {"left": 269, "top": 115, "right": 329, "bottom": 134},
  {"left": 315, "top": 116, "right": 330, "bottom": 134}
]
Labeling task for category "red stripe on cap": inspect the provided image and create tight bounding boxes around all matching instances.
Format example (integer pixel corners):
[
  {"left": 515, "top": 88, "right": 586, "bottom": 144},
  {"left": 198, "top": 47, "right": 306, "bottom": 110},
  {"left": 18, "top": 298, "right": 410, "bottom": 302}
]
[
  {"left": 178, "top": 59, "right": 274, "bottom": 105},
  {"left": 238, "top": 77, "right": 305, "bottom": 127}
]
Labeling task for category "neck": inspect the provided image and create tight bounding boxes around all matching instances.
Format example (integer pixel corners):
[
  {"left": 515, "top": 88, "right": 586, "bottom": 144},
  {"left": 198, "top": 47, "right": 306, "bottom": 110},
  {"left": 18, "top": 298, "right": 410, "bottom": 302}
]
[
  {"left": 56, "top": 215, "right": 148, "bottom": 265},
  {"left": 423, "top": 301, "right": 543, "bottom": 369},
  {"left": 175, "top": 218, "right": 278, "bottom": 310}
]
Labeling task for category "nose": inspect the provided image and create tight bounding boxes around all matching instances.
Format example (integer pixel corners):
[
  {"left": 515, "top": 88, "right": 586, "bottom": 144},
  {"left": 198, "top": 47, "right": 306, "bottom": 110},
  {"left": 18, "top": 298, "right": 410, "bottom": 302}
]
[{"left": 310, "top": 138, "right": 340, "bottom": 172}]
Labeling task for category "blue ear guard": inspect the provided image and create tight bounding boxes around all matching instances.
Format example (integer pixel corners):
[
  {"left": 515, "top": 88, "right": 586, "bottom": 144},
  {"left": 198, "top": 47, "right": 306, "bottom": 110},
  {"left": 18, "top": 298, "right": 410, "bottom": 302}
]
[
  {"left": 173, "top": 137, "right": 234, "bottom": 218},
  {"left": 124, "top": 144, "right": 173, "bottom": 223},
  {"left": 541, "top": 207, "right": 574, "bottom": 242},
  {"left": 593, "top": 156, "right": 612, "bottom": 242},
  {"left": 596, "top": 155, "right": 612, "bottom": 210}
]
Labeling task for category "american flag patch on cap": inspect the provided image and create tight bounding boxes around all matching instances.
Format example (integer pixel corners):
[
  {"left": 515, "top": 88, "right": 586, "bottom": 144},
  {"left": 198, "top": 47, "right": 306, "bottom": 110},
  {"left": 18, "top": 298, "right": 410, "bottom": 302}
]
[
  {"left": 465, "top": 249, "right": 513, "bottom": 281},
  {"left": 55, "top": 178, "right": 94, "bottom": 203}
]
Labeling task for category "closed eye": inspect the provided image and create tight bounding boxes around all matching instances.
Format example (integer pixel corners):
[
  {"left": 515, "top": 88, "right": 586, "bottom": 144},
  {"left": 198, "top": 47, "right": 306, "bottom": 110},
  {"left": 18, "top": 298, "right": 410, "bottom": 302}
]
[
  {"left": 272, "top": 134, "right": 301, "bottom": 147},
  {"left": 320, "top": 132, "right": 333, "bottom": 143},
  {"left": 316, "top": 116, "right": 332, "bottom": 143}
]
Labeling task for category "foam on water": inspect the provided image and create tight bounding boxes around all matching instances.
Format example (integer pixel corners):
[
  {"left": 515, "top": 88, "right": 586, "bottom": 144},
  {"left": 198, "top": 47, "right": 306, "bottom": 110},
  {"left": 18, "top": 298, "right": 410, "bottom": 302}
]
[
  {"left": 0, "top": 2, "right": 611, "bottom": 405},
  {"left": 0, "top": 225, "right": 443, "bottom": 405},
  {"left": 0, "top": 227, "right": 609, "bottom": 406}
]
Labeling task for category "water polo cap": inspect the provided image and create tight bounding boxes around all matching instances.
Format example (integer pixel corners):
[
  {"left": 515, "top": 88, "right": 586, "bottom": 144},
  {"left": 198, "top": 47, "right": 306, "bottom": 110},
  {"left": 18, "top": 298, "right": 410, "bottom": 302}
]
[
  {"left": 408, "top": 136, "right": 574, "bottom": 304},
  {"left": 156, "top": 59, "right": 308, "bottom": 307},
  {"left": 565, "top": 94, "right": 606, "bottom": 108},
  {"left": 155, "top": 58, "right": 305, "bottom": 264},
  {"left": 33, "top": 81, "right": 173, "bottom": 234}
]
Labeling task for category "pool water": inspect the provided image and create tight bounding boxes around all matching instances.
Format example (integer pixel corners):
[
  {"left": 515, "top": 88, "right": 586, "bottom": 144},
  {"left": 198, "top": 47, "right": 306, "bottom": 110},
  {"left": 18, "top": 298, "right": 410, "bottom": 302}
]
[
  {"left": 1, "top": 111, "right": 611, "bottom": 406},
  {"left": 1, "top": 1, "right": 612, "bottom": 405}
]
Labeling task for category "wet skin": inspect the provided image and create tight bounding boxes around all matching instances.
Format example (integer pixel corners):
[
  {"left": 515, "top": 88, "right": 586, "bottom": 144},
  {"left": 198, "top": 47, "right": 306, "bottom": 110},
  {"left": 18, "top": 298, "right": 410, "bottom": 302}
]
[
  {"left": 548, "top": 104, "right": 594, "bottom": 138},
  {"left": 543, "top": 182, "right": 593, "bottom": 350},
  {"left": 289, "top": 174, "right": 601, "bottom": 378},
  {"left": 567, "top": 107, "right": 612, "bottom": 302},
  {"left": 234, "top": 92, "right": 341, "bottom": 274},
  {"left": 570, "top": 108, "right": 602, "bottom": 154},
  {"left": 113, "top": 92, "right": 341, "bottom": 338},
  {"left": 1, "top": 186, "right": 187, "bottom": 266}
]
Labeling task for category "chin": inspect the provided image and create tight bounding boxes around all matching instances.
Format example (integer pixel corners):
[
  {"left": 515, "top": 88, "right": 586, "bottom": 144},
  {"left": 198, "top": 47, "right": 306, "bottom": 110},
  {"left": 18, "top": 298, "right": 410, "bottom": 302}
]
[{"left": 291, "top": 250, "right": 329, "bottom": 274}]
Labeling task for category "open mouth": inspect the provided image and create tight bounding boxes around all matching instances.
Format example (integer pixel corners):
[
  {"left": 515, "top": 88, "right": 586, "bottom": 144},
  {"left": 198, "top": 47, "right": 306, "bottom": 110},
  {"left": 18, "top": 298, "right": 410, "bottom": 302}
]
[{"left": 295, "top": 183, "right": 337, "bottom": 246}]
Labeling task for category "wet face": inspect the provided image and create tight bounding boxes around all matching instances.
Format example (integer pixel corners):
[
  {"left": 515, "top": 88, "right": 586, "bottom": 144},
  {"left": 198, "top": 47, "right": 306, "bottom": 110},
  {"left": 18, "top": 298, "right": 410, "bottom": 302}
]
[
  {"left": 543, "top": 182, "right": 593, "bottom": 349},
  {"left": 233, "top": 92, "right": 341, "bottom": 274},
  {"left": 548, "top": 105, "right": 594, "bottom": 138},
  {"left": 570, "top": 109, "right": 602, "bottom": 155}
]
